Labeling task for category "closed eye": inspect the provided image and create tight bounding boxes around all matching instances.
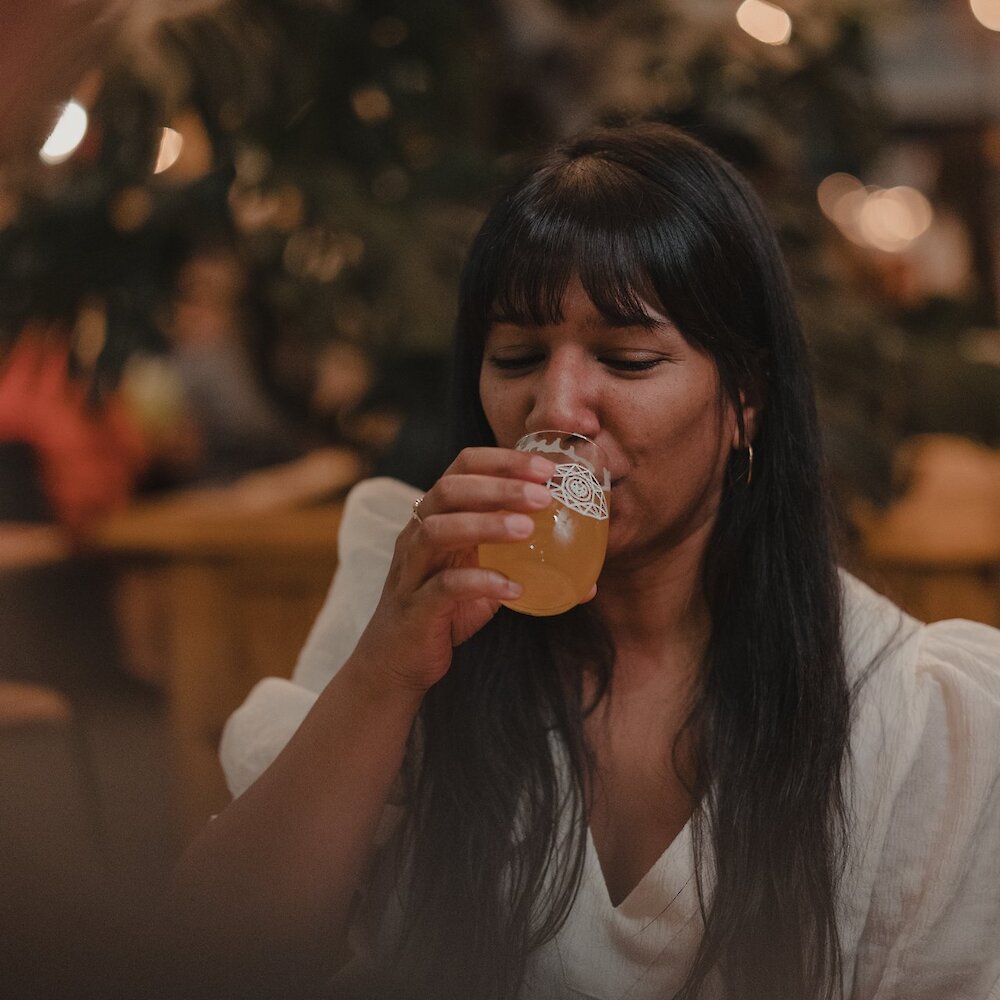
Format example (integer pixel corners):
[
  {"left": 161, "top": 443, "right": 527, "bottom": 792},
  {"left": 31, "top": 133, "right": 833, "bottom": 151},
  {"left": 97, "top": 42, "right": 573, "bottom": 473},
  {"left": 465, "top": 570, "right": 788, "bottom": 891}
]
[
  {"left": 487, "top": 353, "right": 544, "bottom": 371},
  {"left": 488, "top": 353, "right": 669, "bottom": 374},
  {"left": 601, "top": 356, "right": 663, "bottom": 372}
]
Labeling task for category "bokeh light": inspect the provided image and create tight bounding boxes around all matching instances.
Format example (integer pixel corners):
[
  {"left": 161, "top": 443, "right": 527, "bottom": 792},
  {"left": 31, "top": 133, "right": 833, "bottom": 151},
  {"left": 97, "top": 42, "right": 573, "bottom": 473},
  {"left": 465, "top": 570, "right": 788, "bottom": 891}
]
[
  {"left": 39, "top": 99, "right": 88, "bottom": 164},
  {"left": 818, "top": 174, "right": 934, "bottom": 253},
  {"left": 817, "top": 172, "right": 864, "bottom": 221},
  {"left": 153, "top": 127, "right": 184, "bottom": 174},
  {"left": 351, "top": 86, "right": 393, "bottom": 123},
  {"left": 970, "top": 0, "right": 1000, "bottom": 31},
  {"left": 736, "top": 0, "right": 793, "bottom": 46}
]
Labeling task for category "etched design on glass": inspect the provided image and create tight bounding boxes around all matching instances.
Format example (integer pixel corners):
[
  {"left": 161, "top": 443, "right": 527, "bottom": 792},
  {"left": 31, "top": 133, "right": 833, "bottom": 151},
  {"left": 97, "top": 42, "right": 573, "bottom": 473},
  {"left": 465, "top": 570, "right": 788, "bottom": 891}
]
[
  {"left": 519, "top": 437, "right": 612, "bottom": 490},
  {"left": 548, "top": 463, "right": 608, "bottom": 520}
]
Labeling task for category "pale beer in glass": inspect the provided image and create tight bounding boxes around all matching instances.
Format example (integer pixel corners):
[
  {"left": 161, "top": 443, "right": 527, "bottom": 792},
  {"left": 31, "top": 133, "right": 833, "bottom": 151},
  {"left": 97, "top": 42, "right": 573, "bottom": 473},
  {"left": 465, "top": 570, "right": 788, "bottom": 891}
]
[{"left": 479, "top": 431, "right": 611, "bottom": 616}]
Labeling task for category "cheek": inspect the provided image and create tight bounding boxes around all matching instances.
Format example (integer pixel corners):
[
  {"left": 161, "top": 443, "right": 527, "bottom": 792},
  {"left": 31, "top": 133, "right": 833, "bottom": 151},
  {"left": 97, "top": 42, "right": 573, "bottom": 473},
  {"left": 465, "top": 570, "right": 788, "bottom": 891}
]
[
  {"left": 478, "top": 369, "right": 518, "bottom": 443},
  {"left": 478, "top": 368, "right": 496, "bottom": 425},
  {"left": 621, "top": 372, "right": 730, "bottom": 482},
  {"left": 642, "top": 370, "right": 719, "bottom": 439}
]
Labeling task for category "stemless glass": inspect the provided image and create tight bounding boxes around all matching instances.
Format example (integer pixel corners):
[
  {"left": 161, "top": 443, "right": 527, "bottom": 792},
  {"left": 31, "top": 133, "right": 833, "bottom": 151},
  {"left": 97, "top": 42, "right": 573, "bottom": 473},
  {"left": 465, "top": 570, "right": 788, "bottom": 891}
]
[{"left": 478, "top": 430, "right": 611, "bottom": 617}]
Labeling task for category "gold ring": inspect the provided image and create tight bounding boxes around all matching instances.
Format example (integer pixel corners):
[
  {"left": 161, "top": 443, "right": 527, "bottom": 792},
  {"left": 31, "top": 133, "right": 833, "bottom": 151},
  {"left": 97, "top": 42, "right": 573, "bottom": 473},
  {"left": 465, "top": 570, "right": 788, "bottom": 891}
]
[{"left": 411, "top": 495, "right": 425, "bottom": 524}]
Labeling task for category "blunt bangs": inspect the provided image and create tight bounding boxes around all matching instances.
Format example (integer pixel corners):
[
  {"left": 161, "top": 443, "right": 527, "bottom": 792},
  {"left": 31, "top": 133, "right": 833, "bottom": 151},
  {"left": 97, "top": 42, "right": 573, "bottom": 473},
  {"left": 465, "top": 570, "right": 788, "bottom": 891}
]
[
  {"left": 469, "top": 156, "right": 701, "bottom": 335},
  {"left": 461, "top": 141, "right": 771, "bottom": 391}
]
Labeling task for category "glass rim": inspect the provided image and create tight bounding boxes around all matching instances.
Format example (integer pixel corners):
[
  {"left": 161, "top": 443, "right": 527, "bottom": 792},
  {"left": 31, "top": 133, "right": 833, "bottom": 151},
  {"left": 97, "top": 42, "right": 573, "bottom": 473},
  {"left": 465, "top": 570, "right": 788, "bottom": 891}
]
[
  {"left": 515, "top": 429, "right": 603, "bottom": 452},
  {"left": 514, "top": 429, "right": 611, "bottom": 485}
]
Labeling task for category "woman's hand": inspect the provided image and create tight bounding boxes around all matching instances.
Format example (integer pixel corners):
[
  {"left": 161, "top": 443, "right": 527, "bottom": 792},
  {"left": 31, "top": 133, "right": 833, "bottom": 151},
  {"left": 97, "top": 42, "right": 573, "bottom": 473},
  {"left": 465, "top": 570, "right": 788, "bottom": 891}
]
[
  {"left": 169, "top": 455, "right": 559, "bottom": 987},
  {"left": 168, "top": 452, "right": 560, "bottom": 985},
  {"left": 347, "top": 447, "right": 556, "bottom": 695}
]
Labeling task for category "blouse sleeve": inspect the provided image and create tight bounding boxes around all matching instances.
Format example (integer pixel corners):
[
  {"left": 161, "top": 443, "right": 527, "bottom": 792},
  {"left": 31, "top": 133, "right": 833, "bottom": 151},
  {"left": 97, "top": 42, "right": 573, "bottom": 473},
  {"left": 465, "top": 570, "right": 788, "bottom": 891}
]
[
  {"left": 850, "top": 617, "right": 1000, "bottom": 999},
  {"left": 218, "top": 477, "right": 419, "bottom": 798}
]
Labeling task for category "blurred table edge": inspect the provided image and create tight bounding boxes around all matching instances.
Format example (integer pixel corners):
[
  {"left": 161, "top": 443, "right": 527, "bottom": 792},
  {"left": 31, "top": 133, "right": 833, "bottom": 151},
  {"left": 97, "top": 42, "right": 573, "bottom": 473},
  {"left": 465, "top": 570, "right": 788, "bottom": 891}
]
[
  {"left": 0, "top": 523, "right": 72, "bottom": 570},
  {"left": 82, "top": 447, "right": 362, "bottom": 559}
]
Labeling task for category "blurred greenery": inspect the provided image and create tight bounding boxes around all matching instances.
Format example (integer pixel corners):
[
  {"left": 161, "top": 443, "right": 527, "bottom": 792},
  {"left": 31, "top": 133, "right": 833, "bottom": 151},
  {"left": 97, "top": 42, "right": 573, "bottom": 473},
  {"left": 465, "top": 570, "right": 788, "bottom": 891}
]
[{"left": 0, "top": 0, "right": 996, "bottom": 502}]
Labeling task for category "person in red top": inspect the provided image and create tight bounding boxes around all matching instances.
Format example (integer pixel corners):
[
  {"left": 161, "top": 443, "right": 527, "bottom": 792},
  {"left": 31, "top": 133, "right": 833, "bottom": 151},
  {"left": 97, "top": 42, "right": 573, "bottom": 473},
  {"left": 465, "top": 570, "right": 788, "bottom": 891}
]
[{"left": 0, "top": 324, "right": 149, "bottom": 535}]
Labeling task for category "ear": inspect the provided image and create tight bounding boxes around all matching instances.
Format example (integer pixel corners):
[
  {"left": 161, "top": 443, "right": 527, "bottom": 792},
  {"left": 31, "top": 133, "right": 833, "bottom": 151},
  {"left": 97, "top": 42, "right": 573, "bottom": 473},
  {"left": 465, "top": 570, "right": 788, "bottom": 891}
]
[{"left": 731, "top": 384, "right": 761, "bottom": 450}]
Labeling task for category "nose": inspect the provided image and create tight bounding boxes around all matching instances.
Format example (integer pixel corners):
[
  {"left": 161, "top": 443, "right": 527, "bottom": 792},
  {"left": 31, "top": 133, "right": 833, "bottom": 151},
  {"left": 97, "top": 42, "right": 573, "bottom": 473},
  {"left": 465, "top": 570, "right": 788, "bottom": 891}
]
[{"left": 524, "top": 351, "right": 600, "bottom": 438}]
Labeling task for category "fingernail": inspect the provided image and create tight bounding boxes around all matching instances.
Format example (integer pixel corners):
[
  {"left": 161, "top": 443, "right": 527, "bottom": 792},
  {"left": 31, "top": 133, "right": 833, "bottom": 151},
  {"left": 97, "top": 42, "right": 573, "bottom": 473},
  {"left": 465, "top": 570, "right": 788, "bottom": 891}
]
[
  {"left": 505, "top": 514, "right": 534, "bottom": 537},
  {"left": 530, "top": 457, "right": 556, "bottom": 479},
  {"left": 503, "top": 578, "right": 523, "bottom": 597},
  {"left": 524, "top": 483, "right": 551, "bottom": 506}
]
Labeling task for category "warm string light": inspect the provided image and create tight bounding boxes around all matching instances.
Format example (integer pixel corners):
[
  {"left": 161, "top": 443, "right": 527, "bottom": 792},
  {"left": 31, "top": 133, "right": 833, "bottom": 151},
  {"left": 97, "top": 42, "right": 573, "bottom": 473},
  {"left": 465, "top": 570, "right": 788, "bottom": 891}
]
[
  {"left": 817, "top": 173, "right": 934, "bottom": 252},
  {"left": 154, "top": 111, "right": 213, "bottom": 183},
  {"left": 154, "top": 127, "right": 184, "bottom": 174},
  {"left": 351, "top": 86, "right": 392, "bottom": 123},
  {"left": 39, "top": 100, "right": 88, "bottom": 164},
  {"left": 970, "top": 0, "right": 1000, "bottom": 31},
  {"left": 736, "top": 0, "right": 792, "bottom": 46}
]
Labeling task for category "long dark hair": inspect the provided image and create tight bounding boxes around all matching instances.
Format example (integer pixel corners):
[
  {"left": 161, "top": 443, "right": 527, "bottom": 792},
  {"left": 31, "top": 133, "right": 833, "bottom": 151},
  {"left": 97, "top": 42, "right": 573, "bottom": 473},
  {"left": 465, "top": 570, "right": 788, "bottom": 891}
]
[{"left": 393, "top": 123, "right": 850, "bottom": 999}]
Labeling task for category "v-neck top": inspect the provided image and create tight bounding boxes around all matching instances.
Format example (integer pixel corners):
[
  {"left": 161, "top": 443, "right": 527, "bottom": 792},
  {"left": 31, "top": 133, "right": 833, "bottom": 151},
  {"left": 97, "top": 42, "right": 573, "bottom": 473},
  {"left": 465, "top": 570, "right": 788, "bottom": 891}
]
[
  {"left": 220, "top": 477, "right": 1000, "bottom": 999},
  {"left": 534, "top": 825, "right": 703, "bottom": 999}
]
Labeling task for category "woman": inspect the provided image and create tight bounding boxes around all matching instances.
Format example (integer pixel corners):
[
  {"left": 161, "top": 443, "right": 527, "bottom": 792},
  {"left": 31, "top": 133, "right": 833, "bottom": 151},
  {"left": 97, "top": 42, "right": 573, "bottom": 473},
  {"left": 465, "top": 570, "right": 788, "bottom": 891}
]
[{"left": 174, "top": 123, "right": 1000, "bottom": 1000}]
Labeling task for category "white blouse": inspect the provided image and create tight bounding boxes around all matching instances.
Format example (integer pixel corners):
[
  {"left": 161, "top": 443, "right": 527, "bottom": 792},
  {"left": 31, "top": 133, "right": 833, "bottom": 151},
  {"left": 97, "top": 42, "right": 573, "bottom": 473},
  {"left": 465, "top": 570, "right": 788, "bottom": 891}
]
[{"left": 220, "top": 477, "right": 1000, "bottom": 999}]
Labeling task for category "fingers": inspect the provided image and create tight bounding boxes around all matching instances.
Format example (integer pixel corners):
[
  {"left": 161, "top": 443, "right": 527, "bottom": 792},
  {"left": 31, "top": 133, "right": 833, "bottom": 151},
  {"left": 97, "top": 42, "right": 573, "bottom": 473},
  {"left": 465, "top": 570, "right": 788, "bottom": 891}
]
[
  {"left": 411, "top": 452, "right": 557, "bottom": 554},
  {"left": 444, "top": 447, "right": 555, "bottom": 486},
  {"left": 428, "top": 473, "right": 552, "bottom": 517},
  {"left": 416, "top": 509, "right": 538, "bottom": 551},
  {"left": 420, "top": 566, "right": 522, "bottom": 606},
  {"left": 414, "top": 448, "right": 555, "bottom": 523},
  {"left": 394, "top": 445, "right": 555, "bottom": 589}
]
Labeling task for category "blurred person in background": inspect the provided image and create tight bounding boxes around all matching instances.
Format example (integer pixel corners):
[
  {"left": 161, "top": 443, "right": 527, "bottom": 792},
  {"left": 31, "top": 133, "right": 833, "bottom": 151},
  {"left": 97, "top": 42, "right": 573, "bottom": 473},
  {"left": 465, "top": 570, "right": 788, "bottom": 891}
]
[
  {"left": 0, "top": 316, "right": 150, "bottom": 535},
  {"left": 121, "top": 237, "right": 306, "bottom": 488}
]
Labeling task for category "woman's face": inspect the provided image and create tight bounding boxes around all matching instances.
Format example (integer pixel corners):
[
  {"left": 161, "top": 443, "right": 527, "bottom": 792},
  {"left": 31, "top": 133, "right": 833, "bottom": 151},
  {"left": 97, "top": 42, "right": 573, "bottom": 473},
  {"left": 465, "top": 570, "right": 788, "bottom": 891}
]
[{"left": 479, "top": 276, "right": 746, "bottom": 565}]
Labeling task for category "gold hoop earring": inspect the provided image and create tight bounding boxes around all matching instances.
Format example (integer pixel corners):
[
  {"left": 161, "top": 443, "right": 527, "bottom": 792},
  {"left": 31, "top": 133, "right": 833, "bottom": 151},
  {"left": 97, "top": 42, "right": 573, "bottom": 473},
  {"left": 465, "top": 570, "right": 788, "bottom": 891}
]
[{"left": 746, "top": 443, "right": 753, "bottom": 486}]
